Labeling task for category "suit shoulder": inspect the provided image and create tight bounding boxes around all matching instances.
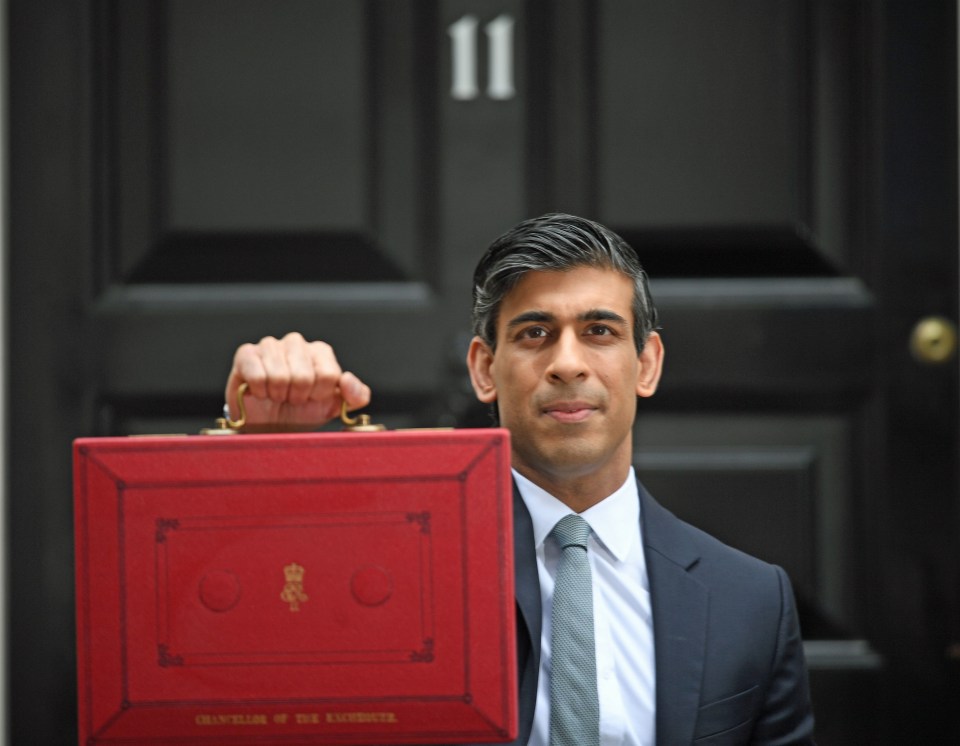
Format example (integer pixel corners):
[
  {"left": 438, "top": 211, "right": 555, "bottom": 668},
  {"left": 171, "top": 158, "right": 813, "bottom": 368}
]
[{"left": 641, "top": 486, "right": 788, "bottom": 592}]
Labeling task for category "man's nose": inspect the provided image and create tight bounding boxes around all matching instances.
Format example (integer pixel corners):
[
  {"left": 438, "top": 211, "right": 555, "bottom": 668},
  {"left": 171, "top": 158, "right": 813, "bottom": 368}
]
[{"left": 546, "top": 329, "right": 587, "bottom": 383}]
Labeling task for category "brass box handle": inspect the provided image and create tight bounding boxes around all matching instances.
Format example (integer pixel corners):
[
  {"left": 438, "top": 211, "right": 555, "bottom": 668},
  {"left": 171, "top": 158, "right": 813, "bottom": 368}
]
[{"left": 202, "top": 383, "right": 385, "bottom": 434}]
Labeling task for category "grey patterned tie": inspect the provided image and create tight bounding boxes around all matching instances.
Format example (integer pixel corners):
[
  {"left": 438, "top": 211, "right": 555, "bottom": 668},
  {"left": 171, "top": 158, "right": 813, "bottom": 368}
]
[{"left": 549, "top": 514, "right": 600, "bottom": 746}]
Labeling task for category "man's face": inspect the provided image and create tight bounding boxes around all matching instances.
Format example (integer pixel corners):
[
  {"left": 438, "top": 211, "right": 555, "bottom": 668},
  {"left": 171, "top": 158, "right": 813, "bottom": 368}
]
[{"left": 467, "top": 267, "right": 663, "bottom": 496}]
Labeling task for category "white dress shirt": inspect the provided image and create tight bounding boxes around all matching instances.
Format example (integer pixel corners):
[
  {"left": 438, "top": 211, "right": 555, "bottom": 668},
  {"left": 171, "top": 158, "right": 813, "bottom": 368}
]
[{"left": 513, "top": 467, "right": 656, "bottom": 746}]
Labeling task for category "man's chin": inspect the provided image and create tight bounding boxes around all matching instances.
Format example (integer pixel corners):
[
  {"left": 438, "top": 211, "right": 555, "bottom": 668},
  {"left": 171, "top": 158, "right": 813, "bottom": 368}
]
[{"left": 518, "top": 444, "right": 610, "bottom": 481}]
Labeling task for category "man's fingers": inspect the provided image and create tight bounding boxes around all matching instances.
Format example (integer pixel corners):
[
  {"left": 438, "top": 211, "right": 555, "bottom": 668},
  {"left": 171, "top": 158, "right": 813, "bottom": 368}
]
[
  {"left": 338, "top": 371, "right": 372, "bottom": 411},
  {"left": 226, "top": 342, "right": 269, "bottom": 418},
  {"left": 258, "top": 335, "right": 293, "bottom": 404},
  {"left": 284, "top": 334, "right": 323, "bottom": 406},
  {"left": 230, "top": 342, "right": 266, "bottom": 395},
  {"left": 225, "top": 333, "right": 370, "bottom": 427},
  {"left": 303, "top": 339, "right": 343, "bottom": 404}
]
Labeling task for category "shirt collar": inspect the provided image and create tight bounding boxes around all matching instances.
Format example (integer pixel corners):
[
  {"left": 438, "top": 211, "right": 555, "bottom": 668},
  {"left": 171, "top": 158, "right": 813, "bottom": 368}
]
[{"left": 513, "top": 467, "right": 640, "bottom": 562}]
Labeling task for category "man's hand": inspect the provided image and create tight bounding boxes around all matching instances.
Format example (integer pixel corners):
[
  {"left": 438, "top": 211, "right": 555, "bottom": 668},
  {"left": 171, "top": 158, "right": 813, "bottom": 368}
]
[{"left": 225, "top": 332, "right": 372, "bottom": 429}]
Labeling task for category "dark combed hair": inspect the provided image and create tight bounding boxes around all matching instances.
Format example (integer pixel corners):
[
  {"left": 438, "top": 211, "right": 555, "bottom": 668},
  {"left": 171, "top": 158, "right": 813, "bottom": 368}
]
[{"left": 471, "top": 213, "right": 659, "bottom": 351}]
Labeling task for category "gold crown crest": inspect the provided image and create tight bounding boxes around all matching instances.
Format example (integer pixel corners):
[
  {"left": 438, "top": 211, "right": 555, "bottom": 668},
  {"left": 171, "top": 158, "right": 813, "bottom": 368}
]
[{"left": 283, "top": 562, "right": 305, "bottom": 583}]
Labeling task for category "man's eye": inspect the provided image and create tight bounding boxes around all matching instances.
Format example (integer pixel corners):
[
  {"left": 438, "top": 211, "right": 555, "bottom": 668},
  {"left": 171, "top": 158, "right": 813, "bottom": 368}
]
[
  {"left": 520, "top": 326, "right": 548, "bottom": 339},
  {"left": 586, "top": 325, "right": 613, "bottom": 336}
]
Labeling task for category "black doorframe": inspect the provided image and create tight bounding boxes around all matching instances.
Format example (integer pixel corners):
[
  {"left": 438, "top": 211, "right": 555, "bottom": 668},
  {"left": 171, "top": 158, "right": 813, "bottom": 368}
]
[{"left": 8, "top": 2, "right": 93, "bottom": 744}]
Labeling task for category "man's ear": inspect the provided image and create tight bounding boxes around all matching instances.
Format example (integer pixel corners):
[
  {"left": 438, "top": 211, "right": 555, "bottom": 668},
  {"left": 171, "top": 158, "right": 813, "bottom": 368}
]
[
  {"left": 636, "top": 331, "right": 665, "bottom": 398},
  {"left": 466, "top": 336, "right": 498, "bottom": 404}
]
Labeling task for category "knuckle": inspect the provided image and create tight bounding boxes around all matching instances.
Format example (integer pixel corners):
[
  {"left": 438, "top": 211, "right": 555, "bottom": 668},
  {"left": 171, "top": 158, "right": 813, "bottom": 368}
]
[
  {"left": 289, "top": 371, "right": 314, "bottom": 389},
  {"left": 310, "top": 340, "right": 333, "bottom": 356},
  {"left": 312, "top": 370, "right": 338, "bottom": 389},
  {"left": 234, "top": 342, "right": 260, "bottom": 364}
]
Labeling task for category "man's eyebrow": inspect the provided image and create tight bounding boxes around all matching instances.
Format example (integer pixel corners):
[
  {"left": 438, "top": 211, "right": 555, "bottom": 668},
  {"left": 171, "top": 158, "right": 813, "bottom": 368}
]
[
  {"left": 505, "top": 310, "right": 555, "bottom": 329},
  {"left": 580, "top": 309, "right": 629, "bottom": 325},
  {"left": 504, "top": 309, "right": 629, "bottom": 329}
]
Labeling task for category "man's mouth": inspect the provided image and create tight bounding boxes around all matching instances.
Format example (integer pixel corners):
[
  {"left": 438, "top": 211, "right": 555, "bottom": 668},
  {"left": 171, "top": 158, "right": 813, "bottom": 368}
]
[{"left": 542, "top": 402, "right": 598, "bottom": 423}]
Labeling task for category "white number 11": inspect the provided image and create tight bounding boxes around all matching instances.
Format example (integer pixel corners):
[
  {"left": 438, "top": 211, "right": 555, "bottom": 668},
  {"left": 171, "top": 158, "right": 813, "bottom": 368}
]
[{"left": 448, "top": 14, "right": 516, "bottom": 101}]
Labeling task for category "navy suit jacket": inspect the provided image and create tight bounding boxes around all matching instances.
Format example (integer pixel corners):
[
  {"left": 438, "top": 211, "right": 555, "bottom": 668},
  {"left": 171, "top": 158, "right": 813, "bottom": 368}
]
[{"left": 506, "top": 479, "right": 815, "bottom": 746}]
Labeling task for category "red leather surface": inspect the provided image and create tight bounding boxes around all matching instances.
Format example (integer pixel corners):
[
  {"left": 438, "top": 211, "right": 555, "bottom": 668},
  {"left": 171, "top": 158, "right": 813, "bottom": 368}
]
[{"left": 73, "top": 429, "right": 516, "bottom": 744}]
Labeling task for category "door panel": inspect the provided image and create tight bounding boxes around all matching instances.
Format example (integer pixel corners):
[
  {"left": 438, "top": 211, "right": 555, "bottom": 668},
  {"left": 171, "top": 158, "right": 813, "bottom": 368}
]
[
  {"left": 115, "top": 0, "right": 423, "bottom": 283},
  {"left": 636, "top": 413, "right": 852, "bottom": 618},
  {"left": 599, "top": 0, "right": 807, "bottom": 231}
]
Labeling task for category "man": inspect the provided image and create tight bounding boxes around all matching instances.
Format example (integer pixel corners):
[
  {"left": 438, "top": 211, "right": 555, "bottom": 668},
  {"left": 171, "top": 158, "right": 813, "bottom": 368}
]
[{"left": 226, "top": 214, "right": 815, "bottom": 745}]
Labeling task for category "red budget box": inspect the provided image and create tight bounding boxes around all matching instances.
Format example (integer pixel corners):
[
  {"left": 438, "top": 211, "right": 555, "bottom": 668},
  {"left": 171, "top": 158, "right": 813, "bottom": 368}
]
[{"left": 73, "top": 429, "right": 516, "bottom": 745}]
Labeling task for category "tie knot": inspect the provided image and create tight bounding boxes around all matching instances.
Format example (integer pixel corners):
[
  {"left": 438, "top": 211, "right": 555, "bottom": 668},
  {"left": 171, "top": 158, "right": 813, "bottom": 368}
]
[{"left": 551, "top": 514, "right": 592, "bottom": 549}]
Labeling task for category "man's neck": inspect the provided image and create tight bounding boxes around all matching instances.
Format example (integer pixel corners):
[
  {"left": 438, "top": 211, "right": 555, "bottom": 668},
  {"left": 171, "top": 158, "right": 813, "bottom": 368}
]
[{"left": 512, "top": 462, "right": 632, "bottom": 514}]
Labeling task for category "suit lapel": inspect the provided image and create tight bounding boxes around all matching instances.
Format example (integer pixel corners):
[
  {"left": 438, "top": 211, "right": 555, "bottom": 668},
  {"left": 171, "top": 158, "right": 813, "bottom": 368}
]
[
  {"left": 511, "top": 482, "right": 541, "bottom": 745},
  {"left": 639, "top": 483, "right": 708, "bottom": 746},
  {"left": 512, "top": 482, "right": 541, "bottom": 661}
]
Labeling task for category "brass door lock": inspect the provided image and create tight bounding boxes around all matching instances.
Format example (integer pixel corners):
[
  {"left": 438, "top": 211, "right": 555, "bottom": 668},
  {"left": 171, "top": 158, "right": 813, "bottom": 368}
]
[{"left": 910, "top": 316, "right": 958, "bottom": 365}]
